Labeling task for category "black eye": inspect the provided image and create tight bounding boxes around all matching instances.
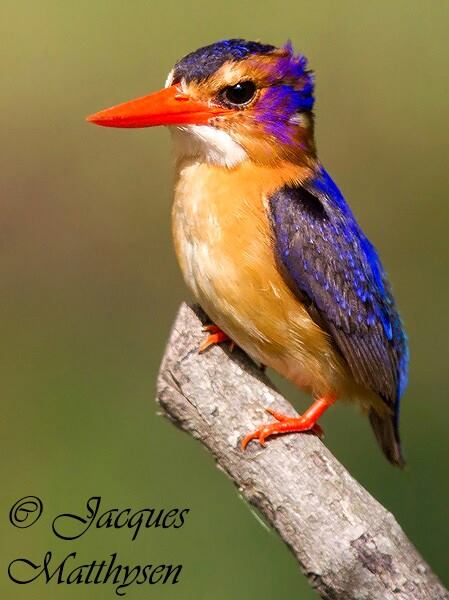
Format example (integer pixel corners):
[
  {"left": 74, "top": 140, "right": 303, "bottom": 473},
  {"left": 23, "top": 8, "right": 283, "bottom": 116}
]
[{"left": 223, "top": 81, "right": 256, "bottom": 106}]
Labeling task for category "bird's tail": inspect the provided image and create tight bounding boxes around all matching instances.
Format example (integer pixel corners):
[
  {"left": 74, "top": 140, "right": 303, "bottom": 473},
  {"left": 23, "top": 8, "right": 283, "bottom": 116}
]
[{"left": 368, "top": 409, "right": 405, "bottom": 468}]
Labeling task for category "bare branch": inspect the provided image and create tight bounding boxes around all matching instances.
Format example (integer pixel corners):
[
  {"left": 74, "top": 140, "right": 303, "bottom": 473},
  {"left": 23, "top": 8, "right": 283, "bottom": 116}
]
[{"left": 156, "top": 303, "right": 448, "bottom": 600}]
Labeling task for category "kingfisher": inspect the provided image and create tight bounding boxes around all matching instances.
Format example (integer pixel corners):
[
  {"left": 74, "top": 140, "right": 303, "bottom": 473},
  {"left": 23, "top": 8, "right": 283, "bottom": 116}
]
[{"left": 87, "top": 39, "right": 408, "bottom": 466}]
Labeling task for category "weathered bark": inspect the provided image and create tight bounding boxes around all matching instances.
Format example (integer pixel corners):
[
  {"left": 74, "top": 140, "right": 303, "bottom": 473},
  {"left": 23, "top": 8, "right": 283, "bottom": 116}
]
[{"left": 156, "top": 303, "right": 448, "bottom": 600}]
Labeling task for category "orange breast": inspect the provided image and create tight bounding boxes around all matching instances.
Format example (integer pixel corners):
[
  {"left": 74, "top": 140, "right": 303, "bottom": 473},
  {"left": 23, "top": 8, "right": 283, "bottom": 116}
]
[{"left": 172, "top": 159, "right": 356, "bottom": 399}]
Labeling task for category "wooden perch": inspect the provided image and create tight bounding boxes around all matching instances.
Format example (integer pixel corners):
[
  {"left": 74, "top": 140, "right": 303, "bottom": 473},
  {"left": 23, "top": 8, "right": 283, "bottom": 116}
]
[{"left": 156, "top": 303, "right": 448, "bottom": 600}]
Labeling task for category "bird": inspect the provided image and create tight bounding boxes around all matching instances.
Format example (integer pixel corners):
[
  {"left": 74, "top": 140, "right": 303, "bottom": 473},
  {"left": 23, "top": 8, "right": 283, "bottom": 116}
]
[{"left": 87, "top": 39, "right": 409, "bottom": 467}]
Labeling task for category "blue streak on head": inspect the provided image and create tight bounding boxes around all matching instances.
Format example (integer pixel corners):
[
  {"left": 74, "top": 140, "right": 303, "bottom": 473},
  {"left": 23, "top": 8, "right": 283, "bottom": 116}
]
[
  {"left": 256, "top": 85, "right": 303, "bottom": 143},
  {"left": 256, "top": 83, "right": 314, "bottom": 141},
  {"left": 252, "top": 42, "right": 314, "bottom": 144}
]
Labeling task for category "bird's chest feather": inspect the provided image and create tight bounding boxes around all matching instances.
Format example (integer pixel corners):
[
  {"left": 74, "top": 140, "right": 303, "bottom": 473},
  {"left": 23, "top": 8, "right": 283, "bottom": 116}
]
[
  {"left": 171, "top": 160, "right": 332, "bottom": 369},
  {"left": 173, "top": 162, "right": 274, "bottom": 317}
]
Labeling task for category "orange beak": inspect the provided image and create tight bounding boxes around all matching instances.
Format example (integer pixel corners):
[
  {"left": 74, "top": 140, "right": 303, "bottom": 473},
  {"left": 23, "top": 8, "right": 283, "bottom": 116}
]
[{"left": 86, "top": 85, "right": 228, "bottom": 128}]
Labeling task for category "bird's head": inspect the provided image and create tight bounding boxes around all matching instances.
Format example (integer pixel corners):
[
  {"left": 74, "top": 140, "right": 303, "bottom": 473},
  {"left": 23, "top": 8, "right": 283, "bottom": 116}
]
[{"left": 87, "top": 39, "right": 315, "bottom": 167}]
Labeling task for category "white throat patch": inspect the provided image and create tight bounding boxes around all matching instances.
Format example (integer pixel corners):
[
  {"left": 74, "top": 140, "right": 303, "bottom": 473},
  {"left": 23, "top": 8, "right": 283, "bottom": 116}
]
[
  {"left": 164, "top": 69, "right": 247, "bottom": 168},
  {"left": 170, "top": 125, "right": 248, "bottom": 168}
]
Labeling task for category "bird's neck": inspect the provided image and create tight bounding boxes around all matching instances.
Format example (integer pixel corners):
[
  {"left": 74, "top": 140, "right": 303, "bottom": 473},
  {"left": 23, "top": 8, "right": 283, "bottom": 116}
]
[
  {"left": 173, "top": 157, "right": 314, "bottom": 211},
  {"left": 170, "top": 123, "right": 316, "bottom": 170},
  {"left": 233, "top": 115, "right": 317, "bottom": 167}
]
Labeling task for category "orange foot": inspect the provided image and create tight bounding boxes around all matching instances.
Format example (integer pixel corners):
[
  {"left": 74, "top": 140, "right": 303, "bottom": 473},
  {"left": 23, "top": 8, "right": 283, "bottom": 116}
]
[
  {"left": 241, "top": 394, "right": 337, "bottom": 450},
  {"left": 198, "top": 324, "right": 236, "bottom": 354}
]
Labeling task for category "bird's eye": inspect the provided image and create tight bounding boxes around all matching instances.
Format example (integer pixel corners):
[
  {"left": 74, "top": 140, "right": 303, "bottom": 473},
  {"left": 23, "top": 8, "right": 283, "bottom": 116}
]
[{"left": 222, "top": 81, "right": 256, "bottom": 106}]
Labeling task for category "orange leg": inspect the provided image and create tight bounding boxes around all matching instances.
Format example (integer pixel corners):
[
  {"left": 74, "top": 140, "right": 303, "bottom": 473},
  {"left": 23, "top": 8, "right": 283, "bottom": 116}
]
[
  {"left": 241, "top": 394, "right": 337, "bottom": 450},
  {"left": 198, "top": 324, "right": 236, "bottom": 354}
]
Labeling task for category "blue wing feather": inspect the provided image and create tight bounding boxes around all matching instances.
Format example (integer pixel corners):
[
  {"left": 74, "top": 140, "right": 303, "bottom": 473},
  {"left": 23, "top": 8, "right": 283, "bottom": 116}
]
[{"left": 269, "top": 166, "right": 409, "bottom": 411}]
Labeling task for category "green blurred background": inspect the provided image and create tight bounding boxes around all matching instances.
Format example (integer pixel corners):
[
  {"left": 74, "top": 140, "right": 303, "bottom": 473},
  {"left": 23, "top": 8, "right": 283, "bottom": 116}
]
[{"left": 1, "top": 1, "right": 448, "bottom": 598}]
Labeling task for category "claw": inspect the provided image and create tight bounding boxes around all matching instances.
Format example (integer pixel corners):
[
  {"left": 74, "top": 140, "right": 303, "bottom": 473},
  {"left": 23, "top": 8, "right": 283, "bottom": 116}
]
[
  {"left": 241, "top": 395, "right": 336, "bottom": 450},
  {"left": 266, "top": 407, "right": 290, "bottom": 422},
  {"left": 242, "top": 414, "right": 312, "bottom": 450},
  {"left": 198, "top": 324, "right": 235, "bottom": 353}
]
